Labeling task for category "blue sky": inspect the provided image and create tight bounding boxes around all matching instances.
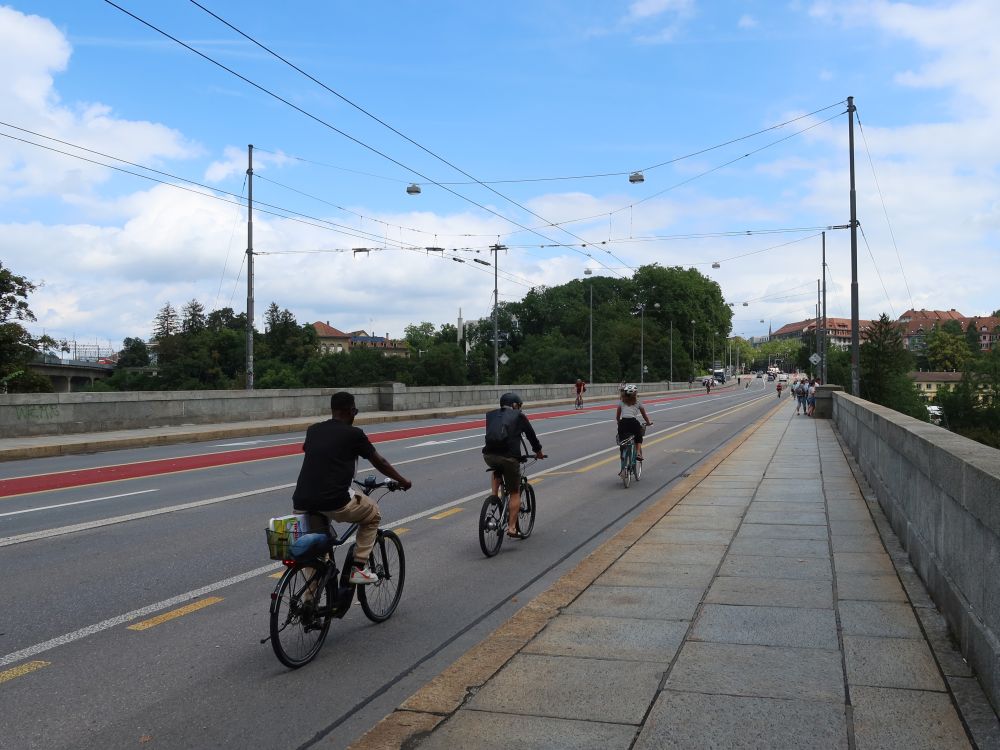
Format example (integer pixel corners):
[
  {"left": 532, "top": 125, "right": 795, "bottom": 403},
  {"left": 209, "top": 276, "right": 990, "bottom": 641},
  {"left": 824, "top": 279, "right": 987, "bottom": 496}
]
[{"left": 2, "top": 1, "right": 998, "bottom": 349}]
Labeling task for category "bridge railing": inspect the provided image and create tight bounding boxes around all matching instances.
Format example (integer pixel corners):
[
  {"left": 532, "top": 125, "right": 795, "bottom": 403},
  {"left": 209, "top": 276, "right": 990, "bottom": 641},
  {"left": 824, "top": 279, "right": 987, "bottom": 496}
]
[{"left": 833, "top": 391, "right": 1000, "bottom": 715}]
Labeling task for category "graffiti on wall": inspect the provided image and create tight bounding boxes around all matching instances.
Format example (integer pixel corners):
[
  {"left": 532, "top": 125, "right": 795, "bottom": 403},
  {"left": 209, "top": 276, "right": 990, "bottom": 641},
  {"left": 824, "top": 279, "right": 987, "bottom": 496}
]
[{"left": 14, "top": 404, "right": 60, "bottom": 422}]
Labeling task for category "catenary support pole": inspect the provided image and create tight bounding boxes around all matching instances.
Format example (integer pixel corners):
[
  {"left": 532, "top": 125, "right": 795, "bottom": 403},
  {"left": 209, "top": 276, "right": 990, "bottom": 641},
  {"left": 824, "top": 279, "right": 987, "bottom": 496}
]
[
  {"left": 848, "top": 96, "right": 860, "bottom": 396},
  {"left": 822, "top": 231, "right": 828, "bottom": 383},
  {"left": 246, "top": 144, "right": 254, "bottom": 390}
]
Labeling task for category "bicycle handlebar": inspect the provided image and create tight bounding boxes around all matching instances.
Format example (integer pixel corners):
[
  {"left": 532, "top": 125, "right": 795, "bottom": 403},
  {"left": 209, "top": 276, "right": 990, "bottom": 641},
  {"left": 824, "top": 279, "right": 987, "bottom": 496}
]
[{"left": 354, "top": 476, "right": 404, "bottom": 492}]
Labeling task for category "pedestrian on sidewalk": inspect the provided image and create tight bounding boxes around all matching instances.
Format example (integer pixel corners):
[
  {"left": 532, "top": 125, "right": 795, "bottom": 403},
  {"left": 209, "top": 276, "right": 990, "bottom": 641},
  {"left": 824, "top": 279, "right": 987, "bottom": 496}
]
[
  {"left": 794, "top": 379, "right": 807, "bottom": 414},
  {"left": 807, "top": 378, "right": 818, "bottom": 416}
]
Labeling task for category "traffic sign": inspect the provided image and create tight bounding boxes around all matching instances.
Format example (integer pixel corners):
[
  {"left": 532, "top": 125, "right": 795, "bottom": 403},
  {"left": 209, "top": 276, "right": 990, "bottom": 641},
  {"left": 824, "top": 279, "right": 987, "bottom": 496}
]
[
  {"left": 498, "top": 353, "right": 509, "bottom": 365},
  {"left": 809, "top": 353, "right": 821, "bottom": 365}
]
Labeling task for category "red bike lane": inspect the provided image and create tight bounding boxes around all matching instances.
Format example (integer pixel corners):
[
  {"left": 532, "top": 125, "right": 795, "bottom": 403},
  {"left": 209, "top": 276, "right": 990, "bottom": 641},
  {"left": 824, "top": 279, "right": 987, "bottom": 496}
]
[{"left": 0, "top": 392, "right": 711, "bottom": 498}]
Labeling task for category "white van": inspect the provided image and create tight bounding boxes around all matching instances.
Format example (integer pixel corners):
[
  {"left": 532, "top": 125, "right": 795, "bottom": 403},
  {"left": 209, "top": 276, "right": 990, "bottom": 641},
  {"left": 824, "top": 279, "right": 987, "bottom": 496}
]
[{"left": 778, "top": 373, "right": 789, "bottom": 383}]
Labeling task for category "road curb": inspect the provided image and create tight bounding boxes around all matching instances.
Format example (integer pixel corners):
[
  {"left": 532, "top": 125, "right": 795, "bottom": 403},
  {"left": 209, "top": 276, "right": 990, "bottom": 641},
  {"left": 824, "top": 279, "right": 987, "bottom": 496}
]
[{"left": 348, "top": 396, "right": 785, "bottom": 750}]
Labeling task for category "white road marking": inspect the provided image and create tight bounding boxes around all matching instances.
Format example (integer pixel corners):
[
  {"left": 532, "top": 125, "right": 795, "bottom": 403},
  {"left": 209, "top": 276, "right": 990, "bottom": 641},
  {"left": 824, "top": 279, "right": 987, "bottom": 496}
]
[
  {"left": 0, "top": 563, "right": 280, "bottom": 668},
  {"left": 0, "top": 489, "right": 158, "bottom": 518},
  {"left": 0, "top": 393, "right": 771, "bottom": 669},
  {"left": 0, "top": 484, "right": 293, "bottom": 548}
]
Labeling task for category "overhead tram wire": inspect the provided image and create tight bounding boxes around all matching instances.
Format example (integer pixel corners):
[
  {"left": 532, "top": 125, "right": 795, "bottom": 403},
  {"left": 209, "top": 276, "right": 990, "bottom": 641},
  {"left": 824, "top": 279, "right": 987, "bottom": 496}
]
[
  {"left": 0, "top": 123, "right": 553, "bottom": 288},
  {"left": 107, "top": 2, "right": 631, "bottom": 279},
  {"left": 855, "top": 107, "right": 913, "bottom": 311},
  {"left": 185, "top": 0, "right": 643, "bottom": 269},
  {"left": 187, "top": 0, "right": 852, "bottom": 282},
  {"left": 859, "top": 224, "right": 895, "bottom": 317},
  {"left": 0, "top": 125, "right": 408, "bottom": 249},
  {"left": 260, "top": 103, "right": 844, "bottom": 187},
  {"left": 527, "top": 110, "right": 847, "bottom": 235}
]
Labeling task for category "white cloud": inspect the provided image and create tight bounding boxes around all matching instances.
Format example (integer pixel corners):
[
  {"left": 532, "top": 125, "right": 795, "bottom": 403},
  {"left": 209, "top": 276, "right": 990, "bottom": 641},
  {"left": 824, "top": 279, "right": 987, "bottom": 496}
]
[
  {"left": 737, "top": 14, "right": 758, "bottom": 29},
  {"left": 0, "top": 6, "right": 197, "bottom": 202}
]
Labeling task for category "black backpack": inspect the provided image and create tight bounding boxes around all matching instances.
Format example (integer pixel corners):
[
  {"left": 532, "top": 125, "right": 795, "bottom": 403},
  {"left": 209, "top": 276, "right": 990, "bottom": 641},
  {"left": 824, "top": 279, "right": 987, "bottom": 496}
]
[{"left": 485, "top": 407, "right": 520, "bottom": 451}]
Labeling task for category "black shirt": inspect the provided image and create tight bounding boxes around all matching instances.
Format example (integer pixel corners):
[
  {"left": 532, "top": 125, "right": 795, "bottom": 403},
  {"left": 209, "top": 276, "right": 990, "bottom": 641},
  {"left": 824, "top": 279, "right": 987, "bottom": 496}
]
[
  {"left": 292, "top": 418, "right": 376, "bottom": 511},
  {"left": 482, "top": 408, "right": 543, "bottom": 458}
]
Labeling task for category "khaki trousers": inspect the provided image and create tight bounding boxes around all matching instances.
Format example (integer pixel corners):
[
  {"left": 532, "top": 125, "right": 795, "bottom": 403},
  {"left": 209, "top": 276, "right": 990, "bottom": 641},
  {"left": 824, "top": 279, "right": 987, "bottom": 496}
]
[{"left": 296, "top": 491, "right": 382, "bottom": 563}]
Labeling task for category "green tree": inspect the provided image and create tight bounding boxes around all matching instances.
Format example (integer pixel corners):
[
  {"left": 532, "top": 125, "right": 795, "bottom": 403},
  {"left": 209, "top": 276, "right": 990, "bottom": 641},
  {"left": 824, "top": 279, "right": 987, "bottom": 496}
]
[
  {"left": 152, "top": 302, "right": 180, "bottom": 339},
  {"left": 860, "top": 313, "right": 926, "bottom": 419},
  {"left": 181, "top": 299, "right": 206, "bottom": 333},
  {"left": 118, "top": 337, "right": 150, "bottom": 367},
  {"left": 0, "top": 261, "right": 59, "bottom": 393},
  {"left": 925, "top": 324, "right": 972, "bottom": 371}
]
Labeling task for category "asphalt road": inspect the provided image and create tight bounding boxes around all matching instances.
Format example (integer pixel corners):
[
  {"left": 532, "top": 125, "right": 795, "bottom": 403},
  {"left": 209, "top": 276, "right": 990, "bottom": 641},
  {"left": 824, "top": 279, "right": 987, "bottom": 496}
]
[{"left": 0, "top": 379, "right": 780, "bottom": 750}]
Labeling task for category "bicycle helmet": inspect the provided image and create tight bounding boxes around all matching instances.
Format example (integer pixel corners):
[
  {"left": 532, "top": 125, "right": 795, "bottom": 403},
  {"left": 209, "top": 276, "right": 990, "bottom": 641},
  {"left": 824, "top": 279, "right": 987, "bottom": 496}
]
[
  {"left": 499, "top": 391, "right": 523, "bottom": 408},
  {"left": 622, "top": 383, "right": 638, "bottom": 395}
]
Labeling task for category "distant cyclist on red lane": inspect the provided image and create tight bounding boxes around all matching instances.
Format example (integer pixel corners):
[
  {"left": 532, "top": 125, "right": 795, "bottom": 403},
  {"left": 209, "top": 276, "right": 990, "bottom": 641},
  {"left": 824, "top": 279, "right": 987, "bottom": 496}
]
[
  {"left": 574, "top": 378, "right": 586, "bottom": 408},
  {"left": 483, "top": 392, "right": 545, "bottom": 539}
]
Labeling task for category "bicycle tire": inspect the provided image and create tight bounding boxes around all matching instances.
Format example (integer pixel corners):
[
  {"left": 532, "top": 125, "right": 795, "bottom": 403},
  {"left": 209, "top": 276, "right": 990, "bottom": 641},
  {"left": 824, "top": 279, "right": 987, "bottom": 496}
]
[
  {"left": 634, "top": 454, "right": 642, "bottom": 482},
  {"left": 269, "top": 563, "right": 333, "bottom": 669},
  {"left": 358, "top": 530, "right": 405, "bottom": 623},
  {"left": 479, "top": 494, "right": 505, "bottom": 557},
  {"left": 517, "top": 482, "right": 536, "bottom": 538},
  {"left": 622, "top": 445, "right": 632, "bottom": 489}
]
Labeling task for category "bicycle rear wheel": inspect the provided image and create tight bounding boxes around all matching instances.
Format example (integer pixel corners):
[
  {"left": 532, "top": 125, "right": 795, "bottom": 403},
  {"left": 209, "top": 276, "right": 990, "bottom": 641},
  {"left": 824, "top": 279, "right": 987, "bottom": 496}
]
[
  {"left": 269, "top": 563, "right": 333, "bottom": 669},
  {"left": 621, "top": 446, "right": 632, "bottom": 488},
  {"left": 358, "top": 530, "right": 405, "bottom": 622},
  {"left": 634, "top": 453, "right": 642, "bottom": 481},
  {"left": 517, "top": 482, "right": 536, "bottom": 538},
  {"left": 479, "top": 494, "right": 505, "bottom": 557}
]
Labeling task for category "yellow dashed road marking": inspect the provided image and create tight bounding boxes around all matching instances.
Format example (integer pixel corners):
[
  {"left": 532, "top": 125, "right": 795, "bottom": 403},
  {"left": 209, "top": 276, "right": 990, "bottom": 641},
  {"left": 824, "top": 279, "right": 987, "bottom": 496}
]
[
  {"left": 429, "top": 508, "right": 463, "bottom": 520},
  {"left": 392, "top": 527, "right": 410, "bottom": 535},
  {"left": 127, "top": 597, "right": 223, "bottom": 631},
  {"left": 0, "top": 660, "right": 49, "bottom": 684},
  {"left": 269, "top": 571, "right": 284, "bottom": 579}
]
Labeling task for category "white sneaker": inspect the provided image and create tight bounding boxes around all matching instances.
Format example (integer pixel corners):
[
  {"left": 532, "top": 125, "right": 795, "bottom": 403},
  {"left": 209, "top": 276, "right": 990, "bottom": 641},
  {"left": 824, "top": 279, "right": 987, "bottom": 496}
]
[{"left": 349, "top": 565, "right": 379, "bottom": 585}]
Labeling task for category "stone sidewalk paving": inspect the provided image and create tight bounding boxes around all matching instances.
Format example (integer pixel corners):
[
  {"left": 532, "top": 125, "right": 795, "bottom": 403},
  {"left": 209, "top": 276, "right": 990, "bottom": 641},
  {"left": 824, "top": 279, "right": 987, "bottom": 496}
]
[{"left": 387, "top": 403, "right": 994, "bottom": 749}]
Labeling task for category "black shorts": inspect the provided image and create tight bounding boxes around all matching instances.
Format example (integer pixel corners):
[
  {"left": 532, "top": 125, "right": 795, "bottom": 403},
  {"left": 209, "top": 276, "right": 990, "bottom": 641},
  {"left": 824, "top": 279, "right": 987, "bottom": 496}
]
[
  {"left": 618, "top": 417, "right": 645, "bottom": 444},
  {"left": 483, "top": 454, "right": 521, "bottom": 493}
]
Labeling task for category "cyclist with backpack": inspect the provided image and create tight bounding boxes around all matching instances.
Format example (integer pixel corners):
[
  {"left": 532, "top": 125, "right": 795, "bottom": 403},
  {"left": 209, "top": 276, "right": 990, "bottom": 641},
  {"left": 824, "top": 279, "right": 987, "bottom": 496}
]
[{"left": 483, "top": 392, "right": 545, "bottom": 539}]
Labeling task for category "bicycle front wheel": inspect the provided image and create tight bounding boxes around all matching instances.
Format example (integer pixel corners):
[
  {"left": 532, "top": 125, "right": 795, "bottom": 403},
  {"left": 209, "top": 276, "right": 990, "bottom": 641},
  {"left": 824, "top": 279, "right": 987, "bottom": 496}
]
[
  {"left": 269, "top": 564, "right": 333, "bottom": 669},
  {"left": 517, "top": 483, "right": 536, "bottom": 538},
  {"left": 358, "top": 530, "right": 405, "bottom": 623},
  {"left": 479, "top": 494, "right": 505, "bottom": 557},
  {"left": 622, "top": 447, "right": 632, "bottom": 488}
]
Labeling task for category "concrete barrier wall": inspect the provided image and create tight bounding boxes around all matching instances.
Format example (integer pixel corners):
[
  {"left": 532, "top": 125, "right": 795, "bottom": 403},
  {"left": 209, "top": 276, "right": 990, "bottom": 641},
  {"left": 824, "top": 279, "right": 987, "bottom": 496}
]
[
  {"left": 0, "top": 381, "right": 684, "bottom": 437},
  {"left": 832, "top": 392, "right": 1000, "bottom": 713}
]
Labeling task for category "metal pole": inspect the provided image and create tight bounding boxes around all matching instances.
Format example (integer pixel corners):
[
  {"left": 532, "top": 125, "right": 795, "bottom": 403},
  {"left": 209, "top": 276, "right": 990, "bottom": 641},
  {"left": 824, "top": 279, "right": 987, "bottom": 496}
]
[
  {"left": 492, "top": 244, "right": 499, "bottom": 386},
  {"left": 245, "top": 144, "right": 254, "bottom": 390},
  {"left": 669, "top": 322, "right": 674, "bottom": 384},
  {"left": 822, "top": 231, "right": 828, "bottom": 383},
  {"left": 589, "top": 282, "right": 593, "bottom": 385},
  {"left": 640, "top": 305, "right": 645, "bottom": 384},
  {"left": 848, "top": 96, "right": 860, "bottom": 396}
]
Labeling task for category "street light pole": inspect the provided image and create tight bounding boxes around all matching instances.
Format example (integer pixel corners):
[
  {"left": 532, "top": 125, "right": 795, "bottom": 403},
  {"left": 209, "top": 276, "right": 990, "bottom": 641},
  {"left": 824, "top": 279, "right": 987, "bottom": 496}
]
[
  {"left": 669, "top": 321, "right": 674, "bottom": 385},
  {"left": 584, "top": 269, "right": 593, "bottom": 384},
  {"left": 640, "top": 304, "right": 645, "bottom": 384},
  {"left": 848, "top": 96, "right": 860, "bottom": 396},
  {"left": 691, "top": 320, "right": 696, "bottom": 376},
  {"left": 491, "top": 243, "right": 505, "bottom": 386}
]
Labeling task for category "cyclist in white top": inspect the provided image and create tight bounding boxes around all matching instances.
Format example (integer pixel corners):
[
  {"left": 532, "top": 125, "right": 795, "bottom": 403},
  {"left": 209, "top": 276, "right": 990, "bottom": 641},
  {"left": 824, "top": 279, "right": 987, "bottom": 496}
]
[{"left": 616, "top": 384, "right": 653, "bottom": 461}]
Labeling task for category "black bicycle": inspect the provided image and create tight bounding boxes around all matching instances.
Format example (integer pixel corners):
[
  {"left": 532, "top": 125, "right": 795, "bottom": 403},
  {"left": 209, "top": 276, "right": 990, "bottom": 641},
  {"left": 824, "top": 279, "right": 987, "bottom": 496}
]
[
  {"left": 479, "top": 455, "right": 543, "bottom": 557},
  {"left": 263, "top": 476, "right": 405, "bottom": 669}
]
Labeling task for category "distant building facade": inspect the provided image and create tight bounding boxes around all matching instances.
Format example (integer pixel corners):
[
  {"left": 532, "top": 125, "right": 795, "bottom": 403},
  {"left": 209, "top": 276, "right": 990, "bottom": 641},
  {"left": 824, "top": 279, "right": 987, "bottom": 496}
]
[{"left": 312, "top": 321, "right": 410, "bottom": 358}]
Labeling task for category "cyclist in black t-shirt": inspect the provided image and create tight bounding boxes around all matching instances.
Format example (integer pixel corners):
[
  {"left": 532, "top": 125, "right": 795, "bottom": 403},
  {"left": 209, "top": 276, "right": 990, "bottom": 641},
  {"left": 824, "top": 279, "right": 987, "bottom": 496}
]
[{"left": 292, "top": 391, "right": 411, "bottom": 584}]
